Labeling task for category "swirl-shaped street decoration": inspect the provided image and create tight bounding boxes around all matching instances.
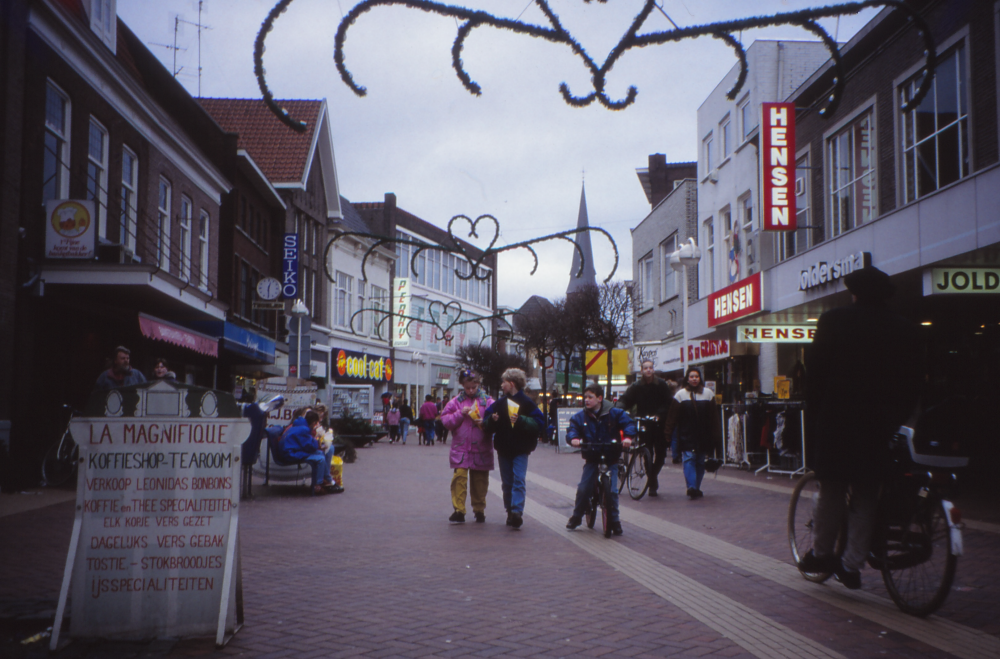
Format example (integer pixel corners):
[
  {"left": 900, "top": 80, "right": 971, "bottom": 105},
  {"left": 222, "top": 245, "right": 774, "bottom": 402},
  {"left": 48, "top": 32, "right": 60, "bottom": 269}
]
[
  {"left": 348, "top": 302, "right": 517, "bottom": 346},
  {"left": 255, "top": 0, "right": 937, "bottom": 132},
  {"left": 323, "top": 214, "right": 618, "bottom": 286}
]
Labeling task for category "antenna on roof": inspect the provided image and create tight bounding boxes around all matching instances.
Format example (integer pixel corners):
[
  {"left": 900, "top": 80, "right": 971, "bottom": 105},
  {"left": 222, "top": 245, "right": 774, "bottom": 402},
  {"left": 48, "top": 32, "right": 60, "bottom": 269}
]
[{"left": 151, "top": 4, "right": 211, "bottom": 96}]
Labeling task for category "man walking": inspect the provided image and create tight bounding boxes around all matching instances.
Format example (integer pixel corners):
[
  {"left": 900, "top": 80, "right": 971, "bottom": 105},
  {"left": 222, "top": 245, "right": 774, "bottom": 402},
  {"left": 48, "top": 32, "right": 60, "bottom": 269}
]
[
  {"left": 616, "top": 359, "right": 673, "bottom": 495},
  {"left": 799, "top": 266, "right": 920, "bottom": 589}
]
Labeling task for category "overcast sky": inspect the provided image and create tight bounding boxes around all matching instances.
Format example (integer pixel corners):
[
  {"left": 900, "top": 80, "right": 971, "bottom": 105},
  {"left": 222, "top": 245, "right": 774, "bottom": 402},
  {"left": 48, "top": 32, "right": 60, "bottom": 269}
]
[{"left": 117, "top": 0, "right": 877, "bottom": 308}]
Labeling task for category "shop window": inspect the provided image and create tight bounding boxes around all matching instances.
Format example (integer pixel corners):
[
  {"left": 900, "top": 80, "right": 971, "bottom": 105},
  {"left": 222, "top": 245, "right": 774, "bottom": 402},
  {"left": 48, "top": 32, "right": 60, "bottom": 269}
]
[
  {"left": 43, "top": 81, "right": 70, "bottom": 203},
  {"left": 900, "top": 43, "right": 969, "bottom": 202},
  {"left": 120, "top": 147, "right": 138, "bottom": 252},
  {"left": 828, "top": 108, "right": 876, "bottom": 236}
]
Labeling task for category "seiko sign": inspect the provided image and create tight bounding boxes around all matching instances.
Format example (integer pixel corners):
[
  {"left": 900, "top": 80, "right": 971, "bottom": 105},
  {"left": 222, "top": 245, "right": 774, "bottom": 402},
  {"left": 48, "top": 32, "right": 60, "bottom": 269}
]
[{"left": 798, "top": 252, "right": 871, "bottom": 292}]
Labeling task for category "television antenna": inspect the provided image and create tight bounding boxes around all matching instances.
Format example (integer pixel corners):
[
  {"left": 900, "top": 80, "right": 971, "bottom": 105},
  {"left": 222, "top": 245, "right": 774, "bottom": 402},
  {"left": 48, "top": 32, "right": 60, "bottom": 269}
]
[{"left": 149, "top": 2, "right": 212, "bottom": 96}]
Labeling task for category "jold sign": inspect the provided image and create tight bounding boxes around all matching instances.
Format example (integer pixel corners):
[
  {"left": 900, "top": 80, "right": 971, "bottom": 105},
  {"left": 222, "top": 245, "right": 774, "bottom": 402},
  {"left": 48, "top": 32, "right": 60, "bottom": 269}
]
[
  {"left": 52, "top": 381, "right": 251, "bottom": 648},
  {"left": 923, "top": 268, "right": 1000, "bottom": 295}
]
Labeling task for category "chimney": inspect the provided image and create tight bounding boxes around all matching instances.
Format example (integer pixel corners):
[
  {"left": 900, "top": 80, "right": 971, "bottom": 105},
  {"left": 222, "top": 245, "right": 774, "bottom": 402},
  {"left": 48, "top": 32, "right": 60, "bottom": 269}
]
[
  {"left": 382, "top": 192, "right": 397, "bottom": 235},
  {"left": 648, "top": 154, "right": 670, "bottom": 208}
]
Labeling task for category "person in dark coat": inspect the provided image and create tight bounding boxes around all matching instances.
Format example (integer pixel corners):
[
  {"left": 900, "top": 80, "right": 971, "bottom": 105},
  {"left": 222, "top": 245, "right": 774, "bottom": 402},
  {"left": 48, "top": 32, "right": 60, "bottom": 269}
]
[
  {"left": 662, "top": 366, "right": 720, "bottom": 499},
  {"left": 482, "top": 368, "right": 545, "bottom": 529},
  {"left": 616, "top": 359, "right": 673, "bottom": 495},
  {"left": 799, "top": 265, "right": 920, "bottom": 589}
]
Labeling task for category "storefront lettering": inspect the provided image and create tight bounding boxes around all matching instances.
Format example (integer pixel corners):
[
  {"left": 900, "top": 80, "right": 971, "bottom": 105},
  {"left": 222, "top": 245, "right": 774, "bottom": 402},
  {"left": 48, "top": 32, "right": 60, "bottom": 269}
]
[
  {"left": 924, "top": 268, "right": 1000, "bottom": 295},
  {"left": 708, "top": 272, "right": 762, "bottom": 327},
  {"left": 335, "top": 349, "right": 391, "bottom": 382},
  {"left": 761, "top": 103, "right": 796, "bottom": 231},
  {"left": 798, "top": 252, "right": 870, "bottom": 291},
  {"left": 737, "top": 325, "right": 815, "bottom": 343}
]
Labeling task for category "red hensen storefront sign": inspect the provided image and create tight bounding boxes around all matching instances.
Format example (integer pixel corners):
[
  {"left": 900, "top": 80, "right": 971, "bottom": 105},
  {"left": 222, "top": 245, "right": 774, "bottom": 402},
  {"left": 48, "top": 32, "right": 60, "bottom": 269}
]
[
  {"left": 708, "top": 272, "right": 762, "bottom": 327},
  {"left": 761, "top": 102, "right": 796, "bottom": 231}
]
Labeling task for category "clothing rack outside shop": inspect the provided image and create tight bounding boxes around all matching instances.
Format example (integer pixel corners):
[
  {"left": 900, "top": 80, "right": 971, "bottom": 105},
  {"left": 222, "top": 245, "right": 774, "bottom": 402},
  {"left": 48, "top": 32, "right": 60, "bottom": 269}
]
[
  {"left": 754, "top": 401, "right": 807, "bottom": 477},
  {"left": 720, "top": 404, "right": 753, "bottom": 470}
]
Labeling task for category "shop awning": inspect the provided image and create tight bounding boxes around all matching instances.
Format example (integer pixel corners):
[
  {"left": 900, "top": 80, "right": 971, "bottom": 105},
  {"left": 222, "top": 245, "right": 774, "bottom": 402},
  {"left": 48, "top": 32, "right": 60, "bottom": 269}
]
[
  {"left": 183, "top": 321, "right": 276, "bottom": 363},
  {"left": 138, "top": 313, "right": 218, "bottom": 357}
]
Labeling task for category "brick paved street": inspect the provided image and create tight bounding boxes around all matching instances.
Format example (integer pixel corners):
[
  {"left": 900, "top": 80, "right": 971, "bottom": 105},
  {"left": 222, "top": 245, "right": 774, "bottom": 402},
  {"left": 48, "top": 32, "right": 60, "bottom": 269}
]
[{"left": 2, "top": 437, "right": 998, "bottom": 658}]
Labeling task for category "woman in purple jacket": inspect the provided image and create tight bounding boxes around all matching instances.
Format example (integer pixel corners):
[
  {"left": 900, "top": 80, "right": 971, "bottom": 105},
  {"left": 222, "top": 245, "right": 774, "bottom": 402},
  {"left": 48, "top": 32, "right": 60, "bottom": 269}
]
[{"left": 440, "top": 370, "right": 495, "bottom": 523}]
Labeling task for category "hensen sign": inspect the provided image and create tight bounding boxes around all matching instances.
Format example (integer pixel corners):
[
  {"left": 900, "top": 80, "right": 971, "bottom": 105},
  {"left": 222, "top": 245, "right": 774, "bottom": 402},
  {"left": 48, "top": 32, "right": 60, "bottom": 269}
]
[
  {"left": 761, "top": 103, "right": 796, "bottom": 231},
  {"left": 737, "top": 325, "right": 816, "bottom": 343},
  {"left": 924, "top": 268, "right": 1000, "bottom": 295},
  {"left": 708, "top": 272, "right": 762, "bottom": 327}
]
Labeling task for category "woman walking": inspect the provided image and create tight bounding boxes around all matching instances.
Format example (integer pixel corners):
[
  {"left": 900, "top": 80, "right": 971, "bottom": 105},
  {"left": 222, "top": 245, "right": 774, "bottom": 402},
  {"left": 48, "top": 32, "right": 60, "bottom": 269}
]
[
  {"left": 483, "top": 368, "right": 545, "bottom": 529},
  {"left": 440, "top": 371, "right": 494, "bottom": 523},
  {"left": 662, "top": 367, "right": 721, "bottom": 499}
]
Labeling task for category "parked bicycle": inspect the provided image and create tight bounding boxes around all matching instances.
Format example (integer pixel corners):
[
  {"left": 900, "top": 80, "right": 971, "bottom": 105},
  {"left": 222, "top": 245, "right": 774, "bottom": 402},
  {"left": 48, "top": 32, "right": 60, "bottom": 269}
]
[
  {"left": 618, "top": 416, "right": 655, "bottom": 500},
  {"left": 41, "top": 406, "right": 80, "bottom": 488},
  {"left": 579, "top": 440, "right": 621, "bottom": 538},
  {"left": 788, "top": 425, "right": 967, "bottom": 616}
]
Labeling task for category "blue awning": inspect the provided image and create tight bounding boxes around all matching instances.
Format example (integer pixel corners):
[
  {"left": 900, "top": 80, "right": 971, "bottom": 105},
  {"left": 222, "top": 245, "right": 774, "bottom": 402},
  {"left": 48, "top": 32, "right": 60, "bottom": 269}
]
[{"left": 185, "top": 321, "right": 275, "bottom": 363}]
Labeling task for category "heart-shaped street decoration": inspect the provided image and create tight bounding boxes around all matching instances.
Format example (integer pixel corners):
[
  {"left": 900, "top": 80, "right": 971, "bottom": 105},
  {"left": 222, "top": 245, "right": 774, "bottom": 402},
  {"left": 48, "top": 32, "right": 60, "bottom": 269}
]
[
  {"left": 446, "top": 214, "right": 499, "bottom": 278},
  {"left": 426, "top": 299, "right": 465, "bottom": 340}
]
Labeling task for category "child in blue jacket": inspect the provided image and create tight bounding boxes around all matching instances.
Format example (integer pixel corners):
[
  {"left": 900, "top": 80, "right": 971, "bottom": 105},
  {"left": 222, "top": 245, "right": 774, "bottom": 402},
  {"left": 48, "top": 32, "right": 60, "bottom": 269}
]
[{"left": 566, "top": 383, "right": 636, "bottom": 536}]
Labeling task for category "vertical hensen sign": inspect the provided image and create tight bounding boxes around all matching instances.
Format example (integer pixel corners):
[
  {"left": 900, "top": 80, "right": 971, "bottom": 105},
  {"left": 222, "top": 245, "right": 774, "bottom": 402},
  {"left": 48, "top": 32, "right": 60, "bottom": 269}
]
[
  {"left": 282, "top": 233, "right": 299, "bottom": 299},
  {"left": 761, "top": 103, "right": 796, "bottom": 231},
  {"left": 392, "top": 278, "right": 411, "bottom": 347}
]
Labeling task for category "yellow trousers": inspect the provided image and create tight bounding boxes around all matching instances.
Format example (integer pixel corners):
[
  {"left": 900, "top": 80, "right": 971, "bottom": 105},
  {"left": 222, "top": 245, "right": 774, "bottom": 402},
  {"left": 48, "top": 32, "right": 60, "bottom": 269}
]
[{"left": 451, "top": 468, "right": 489, "bottom": 514}]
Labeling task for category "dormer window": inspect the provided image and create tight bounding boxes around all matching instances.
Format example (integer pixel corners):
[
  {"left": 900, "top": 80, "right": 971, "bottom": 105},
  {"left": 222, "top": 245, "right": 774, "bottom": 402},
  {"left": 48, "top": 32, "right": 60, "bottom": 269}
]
[{"left": 88, "top": 0, "right": 117, "bottom": 54}]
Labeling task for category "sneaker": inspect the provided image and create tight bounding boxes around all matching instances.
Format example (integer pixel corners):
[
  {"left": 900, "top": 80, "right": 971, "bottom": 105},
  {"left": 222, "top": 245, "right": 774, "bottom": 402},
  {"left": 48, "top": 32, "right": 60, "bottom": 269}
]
[
  {"left": 693, "top": 489, "right": 704, "bottom": 498},
  {"left": 835, "top": 560, "right": 862, "bottom": 590},
  {"left": 566, "top": 516, "right": 582, "bottom": 530},
  {"left": 506, "top": 512, "right": 514, "bottom": 527},
  {"left": 686, "top": 488, "right": 697, "bottom": 498},
  {"left": 610, "top": 521, "right": 623, "bottom": 536},
  {"left": 797, "top": 550, "right": 835, "bottom": 574},
  {"left": 474, "top": 512, "right": 486, "bottom": 523},
  {"left": 509, "top": 512, "right": 523, "bottom": 529},
  {"left": 449, "top": 511, "right": 465, "bottom": 523}
]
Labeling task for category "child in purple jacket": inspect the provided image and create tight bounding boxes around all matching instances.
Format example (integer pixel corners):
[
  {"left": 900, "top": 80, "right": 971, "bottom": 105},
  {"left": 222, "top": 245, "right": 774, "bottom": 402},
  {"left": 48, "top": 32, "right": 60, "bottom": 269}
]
[{"left": 440, "top": 371, "right": 494, "bottom": 523}]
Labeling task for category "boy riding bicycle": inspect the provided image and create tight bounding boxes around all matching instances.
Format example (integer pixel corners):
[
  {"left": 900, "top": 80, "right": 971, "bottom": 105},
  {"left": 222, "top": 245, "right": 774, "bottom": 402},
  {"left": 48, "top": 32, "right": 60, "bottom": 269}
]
[{"left": 566, "top": 384, "right": 637, "bottom": 536}]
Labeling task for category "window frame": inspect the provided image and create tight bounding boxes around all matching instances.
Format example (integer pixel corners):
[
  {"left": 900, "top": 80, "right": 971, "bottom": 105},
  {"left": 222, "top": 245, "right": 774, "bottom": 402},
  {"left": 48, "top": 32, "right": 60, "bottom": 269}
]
[
  {"left": 896, "top": 32, "right": 972, "bottom": 204},
  {"left": 823, "top": 98, "right": 878, "bottom": 238},
  {"left": 120, "top": 146, "right": 138, "bottom": 253},
  {"left": 157, "top": 177, "right": 172, "bottom": 270},
  {"left": 702, "top": 217, "right": 715, "bottom": 296},
  {"left": 659, "top": 233, "right": 678, "bottom": 302},
  {"left": 738, "top": 94, "right": 753, "bottom": 141},
  {"left": 720, "top": 114, "right": 732, "bottom": 159},
  {"left": 179, "top": 195, "right": 193, "bottom": 280},
  {"left": 86, "top": 117, "right": 109, "bottom": 238},
  {"left": 198, "top": 209, "right": 210, "bottom": 289},
  {"left": 43, "top": 80, "right": 71, "bottom": 203},
  {"left": 638, "top": 252, "right": 654, "bottom": 310},
  {"left": 703, "top": 133, "right": 715, "bottom": 176},
  {"left": 335, "top": 270, "right": 353, "bottom": 329}
]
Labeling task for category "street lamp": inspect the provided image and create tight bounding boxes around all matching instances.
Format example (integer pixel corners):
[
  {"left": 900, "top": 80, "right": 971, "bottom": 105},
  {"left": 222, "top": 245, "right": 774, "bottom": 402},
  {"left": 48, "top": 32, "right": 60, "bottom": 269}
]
[
  {"left": 290, "top": 299, "right": 310, "bottom": 379},
  {"left": 669, "top": 237, "right": 701, "bottom": 371}
]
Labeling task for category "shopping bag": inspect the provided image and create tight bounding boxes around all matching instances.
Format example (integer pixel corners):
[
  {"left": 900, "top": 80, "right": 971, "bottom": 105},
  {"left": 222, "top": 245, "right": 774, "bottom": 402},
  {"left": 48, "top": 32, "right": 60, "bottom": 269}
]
[{"left": 330, "top": 455, "right": 344, "bottom": 486}]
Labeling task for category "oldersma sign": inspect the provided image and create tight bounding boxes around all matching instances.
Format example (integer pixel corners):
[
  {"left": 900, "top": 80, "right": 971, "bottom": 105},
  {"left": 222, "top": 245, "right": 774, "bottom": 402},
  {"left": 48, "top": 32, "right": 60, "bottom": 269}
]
[{"left": 923, "top": 268, "right": 1000, "bottom": 295}]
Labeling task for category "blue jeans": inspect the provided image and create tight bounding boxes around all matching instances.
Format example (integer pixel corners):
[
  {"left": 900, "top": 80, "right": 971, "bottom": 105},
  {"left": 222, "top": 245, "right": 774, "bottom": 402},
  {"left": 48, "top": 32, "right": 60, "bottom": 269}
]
[
  {"left": 423, "top": 422, "right": 435, "bottom": 445},
  {"left": 305, "top": 445, "right": 338, "bottom": 488},
  {"left": 572, "top": 462, "right": 619, "bottom": 523},
  {"left": 496, "top": 453, "right": 529, "bottom": 514},
  {"left": 682, "top": 451, "right": 705, "bottom": 491},
  {"left": 399, "top": 418, "right": 410, "bottom": 443}
]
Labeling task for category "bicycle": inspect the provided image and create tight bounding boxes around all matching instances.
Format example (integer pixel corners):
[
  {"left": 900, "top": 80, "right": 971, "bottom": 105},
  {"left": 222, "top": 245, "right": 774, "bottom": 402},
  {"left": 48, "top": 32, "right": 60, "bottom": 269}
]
[
  {"left": 788, "top": 426, "right": 967, "bottom": 616},
  {"left": 620, "top": 416, "right": 655, "bottom": 500},
  {"left": 578, "top": 440, "right": 622, "bottom": 538},
  {"left": 41, "top": 406, "right": 80, "bottom": 488}
]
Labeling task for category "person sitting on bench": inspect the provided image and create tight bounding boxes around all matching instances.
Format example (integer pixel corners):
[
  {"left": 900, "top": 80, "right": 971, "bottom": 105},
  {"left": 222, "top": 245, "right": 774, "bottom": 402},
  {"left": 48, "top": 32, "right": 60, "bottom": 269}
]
[{"left": 280, "top": 409, "right": 337, "bottom": 495}]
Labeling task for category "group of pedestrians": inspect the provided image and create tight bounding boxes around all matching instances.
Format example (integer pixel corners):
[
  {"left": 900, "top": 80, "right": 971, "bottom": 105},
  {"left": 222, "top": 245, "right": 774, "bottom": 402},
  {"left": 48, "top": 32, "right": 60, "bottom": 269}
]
[
  {"left": 93, "top": 346, "right": 177, "bottom": 390},
  {"left": 441, "top": 368, "right": 545, "bottom": 528}
]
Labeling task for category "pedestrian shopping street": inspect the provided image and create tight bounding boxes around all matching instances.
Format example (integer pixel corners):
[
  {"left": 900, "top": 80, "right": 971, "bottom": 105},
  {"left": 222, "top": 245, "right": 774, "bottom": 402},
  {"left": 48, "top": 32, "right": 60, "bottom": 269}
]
[{"left": 2, "top": 438, "right": 998, "bottom": 658}]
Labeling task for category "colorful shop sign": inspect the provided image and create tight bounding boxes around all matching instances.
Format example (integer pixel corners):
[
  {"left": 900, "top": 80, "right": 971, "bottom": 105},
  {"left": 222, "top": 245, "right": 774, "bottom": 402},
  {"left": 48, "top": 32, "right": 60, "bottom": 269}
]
[
  {"left": 923, "top": 268, "right": 1000, "bottom": 295},
  {"left": 334, "top": 348, "right": 392, "bottom": 383},
  {"left": 708, "top": 272, "right": 762, "bottom": 327},
  {"left": 633, "top": 339, "right": 730, "bottom": 372},
  {"left": 737, "top": 325, "right": 816, "bottom": 343},
  {"left": 281, "top": 233, "right": 299, "bottom": 299},
  {"left": 761, "top": 103, "right": 796, "bottom": 231},
  {"left": 392, "top": 278, "right": 411, "bottom": 347},
  {"left": 46, "top": 199, "right": 96, "bottom": 258}
]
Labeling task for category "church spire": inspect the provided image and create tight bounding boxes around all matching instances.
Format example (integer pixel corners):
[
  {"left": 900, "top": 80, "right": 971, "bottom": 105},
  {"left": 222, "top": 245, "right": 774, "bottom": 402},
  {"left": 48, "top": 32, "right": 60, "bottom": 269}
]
[{"left": 567, "top": 182, "right": 598, "bottom": 295}]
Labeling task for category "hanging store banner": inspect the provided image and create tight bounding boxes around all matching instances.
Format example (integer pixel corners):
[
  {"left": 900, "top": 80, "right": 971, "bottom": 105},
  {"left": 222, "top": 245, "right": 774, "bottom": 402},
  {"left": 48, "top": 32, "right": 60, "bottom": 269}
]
[
  {"left": 46, "top": 199, "right": 97, "bottom": 259},
  {"left": 708, "top": 272, "right": 762, "bottom": 327},
  {"left": 392, "top": 278, "right": 411, "bottom": 347},
  {"left": 281, "top": 233, "right": 299, "bottom": 299},
  {"left": 632, "top": 339, "right": 730, "bottom": 372},
  {"left": 52, "top": 382, "right": 250, "bottom": 648},
  {"left": 923, "top": 268, "right": 1000, "bottom": 295},
  {"left": 761, "top": 103, "right": 796, "bottom": 231},
  {"left": 737, "top": 325, "right": 816, "bottom": 343}
]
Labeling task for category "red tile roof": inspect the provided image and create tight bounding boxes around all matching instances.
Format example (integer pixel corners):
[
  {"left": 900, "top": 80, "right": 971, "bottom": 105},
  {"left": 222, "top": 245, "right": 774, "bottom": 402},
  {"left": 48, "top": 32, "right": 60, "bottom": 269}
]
[{"left": 198, "top": 98, "right": 323, "bottom": 184}]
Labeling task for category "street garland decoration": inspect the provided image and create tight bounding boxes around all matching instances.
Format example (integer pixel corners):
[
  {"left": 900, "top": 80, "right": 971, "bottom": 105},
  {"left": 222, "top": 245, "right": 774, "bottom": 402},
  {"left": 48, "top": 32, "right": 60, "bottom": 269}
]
[
  {"left": 351, "top": 300, "right": 517, "bottom": 346},
  {"left": 255, "top": 0, "right": 938, "bottom": 133},
  {"left": 324, "top": 213, "right": 617, "bottom": 342}
]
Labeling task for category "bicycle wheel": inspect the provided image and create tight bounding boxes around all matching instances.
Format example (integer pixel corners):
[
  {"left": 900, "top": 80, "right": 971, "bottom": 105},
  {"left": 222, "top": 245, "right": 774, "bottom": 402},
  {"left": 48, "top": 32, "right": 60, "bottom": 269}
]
[
  {"left": 600, "top": 475, "right": 611, "bottom": 538},
  {"left": 41, "top": 431, "right": 78, "bottom": 488},
  {"left": 881, "top": 498, "right": 957, "bottom": 617},
  {"left": 788, "top": 471, "right": 835, "bottom": 583},
  {"left": 617, "top": 453, "right": 627, "bottom": 494},
  {"left": 585, "top": 494, "right": 596, "bottom": 529},
  {"left": 627, "top": 448, "right": 650, "bottom": 500}
]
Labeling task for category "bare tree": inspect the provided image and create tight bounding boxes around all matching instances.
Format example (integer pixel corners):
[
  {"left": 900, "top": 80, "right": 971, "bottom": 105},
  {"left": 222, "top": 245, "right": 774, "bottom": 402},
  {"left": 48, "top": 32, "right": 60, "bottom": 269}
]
[
  {"left": 553, "top": 289, "right": 600, "bottom": 396},
  {"left": 515, "top": 297, "right": 558, "bottom": 416},
  {"left": 456, "top": 344, "right": 529, "bottom": 397},
  {"left": 591, "top": 281, "right": 634, "bottom": 398}
]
